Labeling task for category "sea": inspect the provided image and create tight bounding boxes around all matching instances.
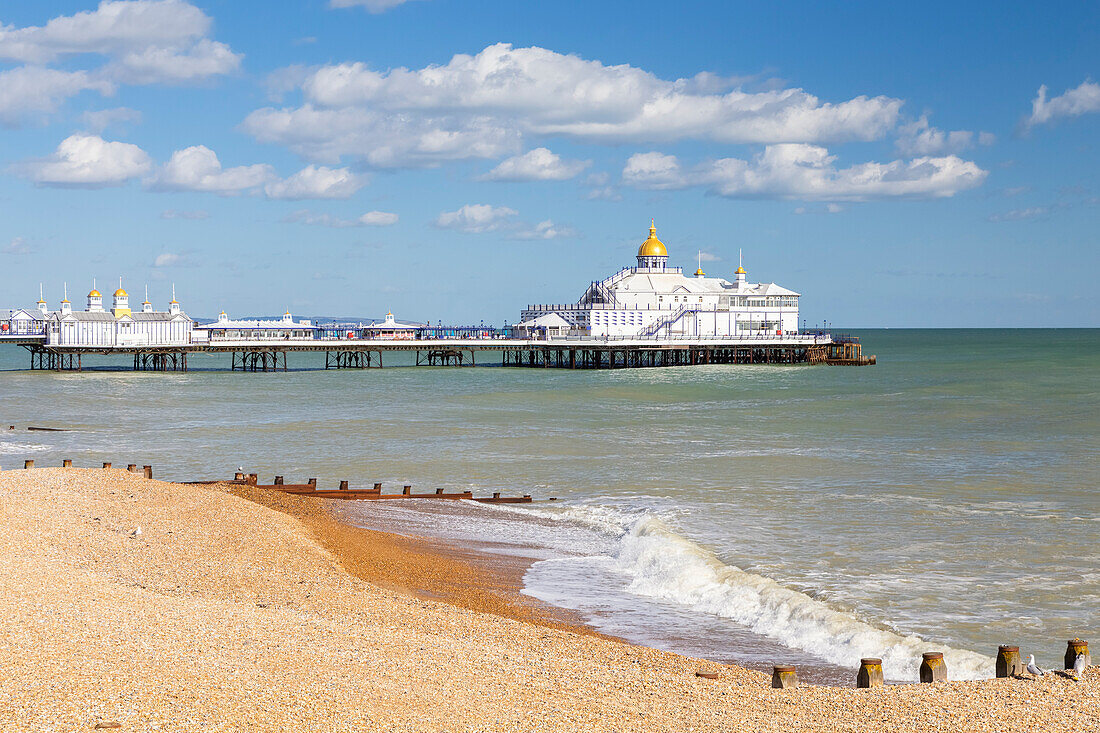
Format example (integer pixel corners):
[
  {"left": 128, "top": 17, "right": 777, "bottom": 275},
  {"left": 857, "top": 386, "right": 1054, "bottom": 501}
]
[{"left": 1, "top": 328, "right": 1096, "bottom": 685}]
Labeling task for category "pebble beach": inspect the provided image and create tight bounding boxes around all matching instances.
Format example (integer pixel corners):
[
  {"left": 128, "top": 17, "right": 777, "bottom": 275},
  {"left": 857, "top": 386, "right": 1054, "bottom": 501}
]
[{"left": 0, "top": 467, "right": 1095, "bottom": 732}]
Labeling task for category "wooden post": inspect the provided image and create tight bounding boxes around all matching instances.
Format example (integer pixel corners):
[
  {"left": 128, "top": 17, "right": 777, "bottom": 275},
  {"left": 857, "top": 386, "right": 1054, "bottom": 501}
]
[
  {"left": 436, "top": 488, "right": 444, "bottom": 495},
  {"left": 856, "top": 658, "right": 884, "bottom": 688},
  {"left": 143, "top": 465, "right": 153, "bottom": 479},
  {"left": 273, "top": 476, "right": 283, "bottom": 485},
  {"left": 103, "top": 462, "right": 112, "bottom": 469},
  {"left": 372, "top": 482, "right": 382, "bottom": 494},
  {"left": 23, "top": 459, "right": 34, "bottom": 469},
  {"left": 1065, "top": 639, "right": 1090, "bottom": 670},
  {"left": 339, "top": 480, "right": 349, "bottom": 491},
  {"left": 919, "top": 652, "right": 947, "bottom": 683},
  {"left": 402, "top": 485, "right": 412, "bottom": 496},
  {"left": 493, "top": 492, "right": 501, "bottom": 499},
  {"left": 127, "top": 464, "right": 138, "bottom": 472},
  {"left": 248, "top": 473, "right": 258, "bottom": 485},
  {"left": 771, "top": 665, "right": 797, "bottom": 689},
  {"left": 234, "top": 472, "right": 245, "bottom": 481},
  {"left": 996, "top": 645, "right": 1023, "bottom": 678},
  {"left": 62, "top": 459, "right": 72, "bottom": 468},
  {"left": 307, "top": 478, "right": 317, "bottom": 489}
]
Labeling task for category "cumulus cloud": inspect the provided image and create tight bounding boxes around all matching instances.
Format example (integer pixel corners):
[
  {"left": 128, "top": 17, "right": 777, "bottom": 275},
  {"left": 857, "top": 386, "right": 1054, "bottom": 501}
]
[
  {"left": 329, "top": 0, "right": 426, "bottom": 12},
  {"left": 263, "top": 165, "right": 364, "bottom": 199},
  {"left": 244, "top": 43, "right": 903, "bottom": 167},
  {"left": 433, "top": 204, "right": 573, "bottom": 239},
  {"left": 0, "top": 1, "right": 240, "bottom": 126},
  {"left": 1025, "top": 80, "right": 1100, "bottom": 129},
  {"left": 12, "top": 133, "right": 151, "bottom": 187},
  {"left": 149, "top": 145, "right": 274, "bottom": 194},
  {"left": 283, "top": 209, "right": 398, "bottom": 227},
  {"left": 0, "top": 66, "right": 113, "bottom": 127},
  {"left": 478, "top": 147, "right": 590, "bottom": 182},
  {"left": 895, "top": 116, "right": 992, "bottom": 156},
  {"left": 82, "top": 106, "right": 142, "bottom": 132},
  {"left": 622, "top": 145, "right": 987, "bottom": 201}
]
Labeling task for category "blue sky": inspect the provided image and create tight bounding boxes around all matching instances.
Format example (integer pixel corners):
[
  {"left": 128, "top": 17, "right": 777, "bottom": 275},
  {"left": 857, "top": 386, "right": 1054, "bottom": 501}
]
[{"left": 1, "top": 0, "right": 1097, "bottom": 326}]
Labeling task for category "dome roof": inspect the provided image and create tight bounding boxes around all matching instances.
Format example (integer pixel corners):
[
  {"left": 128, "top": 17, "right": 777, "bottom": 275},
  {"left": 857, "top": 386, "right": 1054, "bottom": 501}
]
[
  {"left": 637, "top": 221, "right": 667, "bottom": 258},
  {"left": 695, "top": 268, "right": 705, "bottom": 276},
  {"left": 114, "top": 288, "right": 128, "bottom": 297},
  {"left": 88, "top": 289, "right": 102, "bottom": 298},
  {"left": 735, "top": 266, "right": 746, "bottom": 275}
]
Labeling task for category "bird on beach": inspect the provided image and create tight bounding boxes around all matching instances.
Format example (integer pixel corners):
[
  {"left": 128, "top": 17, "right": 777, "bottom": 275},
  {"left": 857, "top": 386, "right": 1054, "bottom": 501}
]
[
  {"left": 130, "top": 526, "right": 142, "bottom": 538},
  {"left": 1071, "top": 653, "right": 1087, "bottom": 681},
  {"left": 1026, "top": 655, "right": 1046, "bottom": 677}
]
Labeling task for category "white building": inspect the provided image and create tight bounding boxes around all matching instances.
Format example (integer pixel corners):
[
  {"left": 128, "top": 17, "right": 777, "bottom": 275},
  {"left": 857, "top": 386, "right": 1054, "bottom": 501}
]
[
  {"left": 360, "top": 312, "right": 420, "bottom": 340},
  {"left": 192, "top": 310, "right": 314, "bottom": 342},
  {"left": 12, "top": 283, "right": 193, "bottom": 346},
  {"left": 521, "top": 222, "right": 800, "bottom": 338}
]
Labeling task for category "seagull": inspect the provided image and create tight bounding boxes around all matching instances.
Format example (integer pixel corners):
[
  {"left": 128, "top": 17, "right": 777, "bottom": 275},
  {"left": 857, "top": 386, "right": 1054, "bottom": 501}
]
[
  {"left": 1072, "top": 652, "right": 1087, "bottom": 681},
  {"left": 130, "top": 526, "right": 142, "bottom": 538},
  {"left": 1026, "top": 654, "right": 1045, "bottom": 677}
]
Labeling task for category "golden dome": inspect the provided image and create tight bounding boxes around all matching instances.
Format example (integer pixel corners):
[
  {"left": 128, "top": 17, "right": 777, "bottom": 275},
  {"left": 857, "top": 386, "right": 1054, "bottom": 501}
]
[
  {"left": 88, "top": 289, "right": 101, "bottom": 298},
  {"left": 114, "top": 288, "right": 128, "bottom": 297},
  {"left": 735, "top": 266, "right": 746, "bottom": 275},
  {"left": 637, "top": 221, "right": 667, "bottom": 258},
  {"left": 695, "top": 268, "right": 705, "bottom": 276}
]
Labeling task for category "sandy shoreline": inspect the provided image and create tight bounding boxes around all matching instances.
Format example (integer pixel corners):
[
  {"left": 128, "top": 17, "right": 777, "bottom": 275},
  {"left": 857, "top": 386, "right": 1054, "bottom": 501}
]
[{"left": 1, "top": 468, "right": 1095, "bottom": 732}]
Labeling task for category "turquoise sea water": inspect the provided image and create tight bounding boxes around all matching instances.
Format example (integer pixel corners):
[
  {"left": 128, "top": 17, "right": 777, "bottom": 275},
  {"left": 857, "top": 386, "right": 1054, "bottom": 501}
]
[{"left": 0, "top": 329, "right": 1095, "bottom": 683}]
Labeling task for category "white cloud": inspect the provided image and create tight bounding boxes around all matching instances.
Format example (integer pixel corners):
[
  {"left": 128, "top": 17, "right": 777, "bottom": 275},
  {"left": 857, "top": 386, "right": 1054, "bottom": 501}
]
[
  {"left": 13, "top": 133, "right": 151, "bottom": 187},
  {"left": 359, "top": 210, "right": 398, "bottom": 226},
  {"left": 0, "top": 1, "right": 240, "bottom": 126},
  {"left": 160, "top": 208, "right": 208, "bottom": 219},
  {"left": 698, "top": 251, "right": 720, "bottom": 262},
  {"left": 0, "top": 1, "right": 210, "bottom": 64},
  {"left": 434, "top": 204, "right": 518, "bottom": 233},
  {"left": 149, "top": 145, "right": 274, "bottom": 194},
  {"left": 623, "top": 145, "right": 987, "bottom": 201},
  {"left": 895, "top": 116, "right": 981, "bottom": 156},
  {"left": 1025, "top": 80, "right": 1100, "bottom": 129},
  {"left": 586, "top": 186, "right": 622, "bottom": 201},
  {"left": 283, "top": 209, "right": 398, "bottom": 227},
  {"left": 479, "top": 147, "right": 589, "bottom": 182},
  {"left": 153, "top": 252, "right": 182, "bottom": 266},
  {"left": 509, "top": 219, "right": 577, "bottom": 240},
  {"left": 329, "top": 0, "right": 426, "bottom": 12},
  {"left": 433, "top": 204, "right": 573, "bottom": 239},
  {"left": 245, "top": 43, "right": 903, "bottom": 167},
  {"left": 263, "top": 165, "right": 364, "bottom": 199},
  {"left": 0, "top": 66, "right": 113, "bottom": 127},
  {"left": 987, "top": 206, "right": 1052, "bottom": 222},
  {"left": 82, "top": 106, "right": 142, "bottom": 132},
  {"left": 108, "top": 38, "right": 241, "bottom": 84}
]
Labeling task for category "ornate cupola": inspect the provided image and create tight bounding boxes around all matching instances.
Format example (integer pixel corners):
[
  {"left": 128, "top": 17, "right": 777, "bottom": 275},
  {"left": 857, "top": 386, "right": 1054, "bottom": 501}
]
[
  {"left": 60, "top": 283, "right": 72, "bottom": 315},
  {"left": 636, "top": 219, "right": 669, "bottom": 270},
  {"left": 87, "top": 280, "right": 104, "bottom": 312},
  {"left": 142, "top": 285, "right": 153, "bottom": 313},
  {"left": 112, "top": 278, "right": 131, "bottom": 318},
  {"left": 36, "top": 284, "right": 48, "bottom": 314}
]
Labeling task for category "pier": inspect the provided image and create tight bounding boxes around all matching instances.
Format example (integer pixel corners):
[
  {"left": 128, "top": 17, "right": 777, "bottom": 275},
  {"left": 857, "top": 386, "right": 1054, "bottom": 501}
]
[{"left": 0, "top": 329, "right": 873, "bottom": 371}]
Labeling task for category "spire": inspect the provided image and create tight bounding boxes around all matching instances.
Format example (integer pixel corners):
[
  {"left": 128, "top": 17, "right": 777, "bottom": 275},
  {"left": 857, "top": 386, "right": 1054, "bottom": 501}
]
[{"left": 63, "top": 282, "right": 68, "bottom": 302}]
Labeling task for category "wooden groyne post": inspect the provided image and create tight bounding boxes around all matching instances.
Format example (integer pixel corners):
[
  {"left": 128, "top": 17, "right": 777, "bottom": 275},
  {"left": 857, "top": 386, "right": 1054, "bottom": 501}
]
[
  {"left": 1065, "top": 639, "right": 1090, "bottom": 669},
  {"left": 24, "top": 459, "right": 34, "bottom": 469},
  {"left": 856, "top": 658, "right": 884, "bottom": 688},
  {"left": 62, "top": 459, "right": 72, "bottom": 468},
  {"left": 143, "top": 465, "right": 153, "bottom": 479},
  {"left": 996, "top": 645, "right": 1023, "bottom": 678},
  {"left": 103, "top": 462, "right": 112, "bottom": 469},
  {"left": 771, "top": 665, "right": 797, "bottom": 689},
  {"left": 919, "top": 652, "right": 947, "bottom": 683}
]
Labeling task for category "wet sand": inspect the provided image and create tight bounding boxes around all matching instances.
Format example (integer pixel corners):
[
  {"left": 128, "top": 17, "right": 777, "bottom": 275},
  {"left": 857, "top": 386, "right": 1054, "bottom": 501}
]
[{"left": 1, "top": 468, "right": 1095, "bottom": 732}]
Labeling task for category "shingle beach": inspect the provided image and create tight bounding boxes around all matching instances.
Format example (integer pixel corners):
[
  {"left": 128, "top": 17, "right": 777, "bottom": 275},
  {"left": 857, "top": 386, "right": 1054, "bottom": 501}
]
[{"left": 1, "top": 468, "right": 1094, "bottom": 732}]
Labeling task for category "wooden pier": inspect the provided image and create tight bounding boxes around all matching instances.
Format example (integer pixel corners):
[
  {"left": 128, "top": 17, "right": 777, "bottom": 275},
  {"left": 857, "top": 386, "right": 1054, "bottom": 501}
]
[{"left": 2, "top": 333, "right": 873, "bottom": 371}]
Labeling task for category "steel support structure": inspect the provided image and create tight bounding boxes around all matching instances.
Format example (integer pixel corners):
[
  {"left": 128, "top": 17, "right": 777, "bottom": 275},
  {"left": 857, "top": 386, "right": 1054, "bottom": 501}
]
[
  {"left": 231, "top": 350, "right": 287, "bottom": 372},
  {"left": 325, "top": 350, "right": 372, "bottom": 369},
  {"left": 133, "top": 350, "right": 188, "bottom": 372}
]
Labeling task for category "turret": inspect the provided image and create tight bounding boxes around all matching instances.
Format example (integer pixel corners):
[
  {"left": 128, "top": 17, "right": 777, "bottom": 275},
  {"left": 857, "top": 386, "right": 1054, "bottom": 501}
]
[
  {"left": 112, "top": 278, "right": 130, "bottom": 317},
  {"left": 169, "top": 284, "right": 181, "bottom": 315},
  {"left": 36, "top": 284, "right": 47, "bottom": 314},
  {"left": 733, "top": 250, "right": 747, "bottom": 288},
  {"left": 87, "top": 280, "right": 103, "bottom": 312},
  {"left": 60, "top": 283, "right": 71, "bottom": 316},
  {"left": 636, "top": 220, "right": 669, "bottom": 270},
  {"left": 142, "top": 285, "right": 153, "bottom": 313}
]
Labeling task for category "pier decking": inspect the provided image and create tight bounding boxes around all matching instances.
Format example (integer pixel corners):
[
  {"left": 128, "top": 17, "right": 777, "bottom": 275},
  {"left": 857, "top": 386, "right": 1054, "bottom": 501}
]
[{"left": 0, "top": 332, "right": 873, "bottom": 371}]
